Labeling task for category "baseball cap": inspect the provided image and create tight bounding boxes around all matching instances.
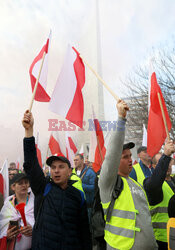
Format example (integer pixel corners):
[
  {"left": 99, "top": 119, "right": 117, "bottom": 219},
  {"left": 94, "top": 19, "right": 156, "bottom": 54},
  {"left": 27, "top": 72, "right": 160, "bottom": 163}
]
[
  {"left": 123, "top": 142, "right": 135, "bottom": 151},
  {"left": 137, "top": 146, "right": 147, "bottom": 154},
  {"left": 11, "top": 173, "right": 28, "bottom": 184},
  {"left": 46, "top": 156, "right": 71, "bottom": 168}
]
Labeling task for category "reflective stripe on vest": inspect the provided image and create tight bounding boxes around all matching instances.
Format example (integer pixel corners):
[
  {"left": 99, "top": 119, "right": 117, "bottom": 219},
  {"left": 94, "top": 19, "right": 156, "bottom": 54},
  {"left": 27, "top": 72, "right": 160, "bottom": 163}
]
[
  {"left": 133, "top": 163, "right": 145, "bottom": 186},
  {"left": 102, "top": 177, "right": 143, "bottom": 249},
  {"left": 150, "top": 181, "right": 174, "bottom": 242}
]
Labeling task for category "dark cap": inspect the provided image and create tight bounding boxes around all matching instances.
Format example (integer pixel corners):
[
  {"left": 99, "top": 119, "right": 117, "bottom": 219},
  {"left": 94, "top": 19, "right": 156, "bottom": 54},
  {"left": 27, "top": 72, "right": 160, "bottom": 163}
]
[
  {"left": 11, "top": 173, "right": 28, "bottom": 185},
  {"left": 123, "top": 142, "right": 135, "bottom": 151},
  {"left": 137, "top": 146, "right": 147, "bottom": 154},
  {"left": 46, "top": 156, "right": 71, "bottom": 168}
]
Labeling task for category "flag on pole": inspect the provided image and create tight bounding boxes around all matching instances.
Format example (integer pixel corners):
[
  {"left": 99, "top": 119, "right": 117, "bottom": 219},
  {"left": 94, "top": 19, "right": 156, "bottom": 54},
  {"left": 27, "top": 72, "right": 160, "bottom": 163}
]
[
  {"left": 49, "top": 45, "right": 85, "bottom": 128},
  {"left": 65, "top": 132, "right": 77, "bottom": 167},
  {"left": 142, "top": 124, "right": 147, "bottom": 147},
  {"left": 0, "top": 160, "right": 9, "bottom": 200},
  {"left": 89, "top": 107, "right": 106, "bottom": 173},
  {"left": 29, "top": 31, "right": 51, "bottom": 102},
  {"left": 35, "top": 132, "right": 42, "bottom": 168},
  {"left": 147, "top": 71, "right": 171, "bottom": 157},
  {"left": 48, "top": 132, "right": 65, "bottom": 157}
]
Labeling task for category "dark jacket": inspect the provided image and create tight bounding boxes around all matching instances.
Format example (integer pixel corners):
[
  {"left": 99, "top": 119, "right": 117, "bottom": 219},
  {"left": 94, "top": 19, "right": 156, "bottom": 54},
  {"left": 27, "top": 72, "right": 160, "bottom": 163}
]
[
  {"left": 23, "top": 137, "right": 92, "bottom": 250},
  {"left": 144, "top": 154, "right": 172, "bottom": 205},
  {"left": 80, "top": 165, "right": 96, "bottom": 207}
]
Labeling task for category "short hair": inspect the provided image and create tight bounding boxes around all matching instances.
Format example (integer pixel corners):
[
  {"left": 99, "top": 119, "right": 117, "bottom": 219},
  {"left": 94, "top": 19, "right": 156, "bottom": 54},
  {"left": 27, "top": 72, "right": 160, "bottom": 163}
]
[
  {"left": 75, "top": 154, "right": 84, "bottom": 160},
  {"left": 10, "top": 162, "right": 16, "bottom": 167},
  {"left": 152, "top": 153, "right": 162, "bottom": 165}
]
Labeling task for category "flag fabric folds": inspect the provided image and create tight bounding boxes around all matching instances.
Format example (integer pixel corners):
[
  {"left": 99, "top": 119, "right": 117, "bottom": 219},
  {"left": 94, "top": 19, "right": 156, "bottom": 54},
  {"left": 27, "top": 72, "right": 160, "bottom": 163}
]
[
  {"left": 147, "top": 72, "right": 171, "bottom": 157},
  {"left": 29, "top": 32, "right": 51, "bottom": 102},
  {"left": 48, "top": 132, "right": 65, "bottom": 157},
  {"left": 49, "top": 45, "right": 85, "bottom": 128},
  {"left": 65, "top": 132, "right": 77, "bottom": 167},
  {"left": 0, "top": 160, "right": 9, "bottom": 200},
  {"left": 35, "top": 132, "right": 42, "bottom": 168},
  {"left": 89, "top": 108, "right": 106, "bottom": 173}
]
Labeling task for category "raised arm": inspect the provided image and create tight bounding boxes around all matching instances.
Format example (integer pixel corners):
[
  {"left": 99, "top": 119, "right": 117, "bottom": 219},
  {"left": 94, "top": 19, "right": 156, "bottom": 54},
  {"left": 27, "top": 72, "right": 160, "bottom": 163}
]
[
  {"left": 144, "top": 140, "right": 175, "bottom": 205},
  {"left": 99, "top": 100, "right": 129, "bottom": 203},
  {"left": 22, "top": 110, "right": 46, "bottom": 196}
]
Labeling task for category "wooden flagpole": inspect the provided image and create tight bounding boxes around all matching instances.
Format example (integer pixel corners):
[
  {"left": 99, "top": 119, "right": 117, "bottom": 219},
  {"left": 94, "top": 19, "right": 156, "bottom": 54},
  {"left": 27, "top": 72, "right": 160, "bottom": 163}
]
[
  {"left": 80, "top": 55, "right": 119, "bottom": 101},
  {"left": 29, "top": 51, "right": 46, "bottom": 112},
  {"left": 157, "top": 92, "right": 170, "bottom": 141}
]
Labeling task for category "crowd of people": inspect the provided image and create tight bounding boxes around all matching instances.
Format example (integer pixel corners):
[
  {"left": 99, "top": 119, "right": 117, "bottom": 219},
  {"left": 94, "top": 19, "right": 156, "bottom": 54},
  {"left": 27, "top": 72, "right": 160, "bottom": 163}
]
[{"left": 0, "top": 100, "right": 175, "bottom": 250}]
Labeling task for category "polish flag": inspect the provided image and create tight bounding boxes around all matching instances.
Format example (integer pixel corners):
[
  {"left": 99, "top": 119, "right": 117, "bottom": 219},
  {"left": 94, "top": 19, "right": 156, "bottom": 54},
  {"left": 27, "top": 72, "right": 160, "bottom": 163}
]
[
  {"left": 0, "top": 160, "right": 9, "bottom": 199},
  {"left": 35, "top": 132, "right": 42, "bottom": 168},
  {"left": 147, "top": 70, "right": 171, "bottom": 157},
  {"left": 89, "top": 108, "right": 106, "bottom": 173},
  {"left": 49, "top": 45, "right": 85, "bottom": 128},
  {"left": 29, "top": 31, "right": 51, "bottom": 102},
  {"left": 65, "top": 132, "right": 77, "bottom": 167},
  {"left": 142, "top": 124, "right": 147, "bottom": 147},
  {"left": 79, "top": 144, "right": 84, "bottom": 155},
  {"left": 48, "top": 132, "right": 65, "bottom": 157}
]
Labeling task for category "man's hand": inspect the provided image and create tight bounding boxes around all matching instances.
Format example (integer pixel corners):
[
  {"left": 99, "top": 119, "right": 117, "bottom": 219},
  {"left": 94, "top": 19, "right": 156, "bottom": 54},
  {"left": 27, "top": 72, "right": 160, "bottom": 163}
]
[
  {"left": 20, "top": 225, "right": 32, "bottom": 237},
  {"left": 7, "top": 225, "right": 19, "bottom": 240},
  {"left": 164, "top": 140, "right": 175, "bottom": 156},
  {"left": 116, "top": 99, "right": 129, "bottom": 118},
  {"left": 22, "top": 110, "right": 34, "bottom": 138}
]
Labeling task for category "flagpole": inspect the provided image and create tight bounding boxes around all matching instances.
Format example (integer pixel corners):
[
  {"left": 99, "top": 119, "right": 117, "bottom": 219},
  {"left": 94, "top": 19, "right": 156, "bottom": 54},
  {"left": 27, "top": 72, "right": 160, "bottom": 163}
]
[
  {"left": 157, "top": 92, "right": 170, "bottom": 140},
  {"left": 29, "top": 51, "right": 46, "bottom": 112},
  {"left": 80, "top": 55, "right": 119, "bottom": 101}
]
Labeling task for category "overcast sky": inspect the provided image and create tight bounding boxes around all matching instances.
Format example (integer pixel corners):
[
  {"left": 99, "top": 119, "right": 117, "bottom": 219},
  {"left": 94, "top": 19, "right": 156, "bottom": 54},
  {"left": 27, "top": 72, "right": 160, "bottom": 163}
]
[{"left": 0, "top": 0, "right": 175, "bottom": 167}]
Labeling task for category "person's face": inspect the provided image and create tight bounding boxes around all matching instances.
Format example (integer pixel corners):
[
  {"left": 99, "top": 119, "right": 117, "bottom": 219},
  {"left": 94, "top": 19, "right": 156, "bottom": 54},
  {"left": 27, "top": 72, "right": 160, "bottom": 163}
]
[
  {"left": 138, "top": 150, "right": 151, "bottom": 163},
  {"left": 50, "top": 160, "right": 72, "bottom": 188},
  {"left": 9, "top": 170, "right": 18, "bottom": 180},
  {"left": 152, "top": 153, "right": 162, "bottom": 169},
  {"left": 12, "top": 179, "right": 29, "bottom": 196},
  {"left": 74, "top": 156, "right": 84, "bottom": 168},
  {"left": 10, "top": 164, "right": 16, "bottom": 170},
  {"left": 118, "top": 149, "right": 133, "bottom": 177}
]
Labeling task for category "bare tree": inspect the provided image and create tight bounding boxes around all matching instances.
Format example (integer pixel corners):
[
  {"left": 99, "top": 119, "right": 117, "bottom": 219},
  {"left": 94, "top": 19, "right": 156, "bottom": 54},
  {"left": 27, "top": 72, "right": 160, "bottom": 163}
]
[{"left": 121, "top": 46, "right": 175, "bottom": 146}]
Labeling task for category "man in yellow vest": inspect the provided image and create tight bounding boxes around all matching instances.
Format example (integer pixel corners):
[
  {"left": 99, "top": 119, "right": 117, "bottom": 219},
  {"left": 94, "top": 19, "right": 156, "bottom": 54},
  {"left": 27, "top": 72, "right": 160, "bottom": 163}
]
[
  {"left": 99, "top": 100, "right": 158, "bottom": 250},
  {"left": 129, "top": 146, "right": 153, "bottom": 185},
  {"left": 144, "top": 147, "right": 175, "bottom": 250}
]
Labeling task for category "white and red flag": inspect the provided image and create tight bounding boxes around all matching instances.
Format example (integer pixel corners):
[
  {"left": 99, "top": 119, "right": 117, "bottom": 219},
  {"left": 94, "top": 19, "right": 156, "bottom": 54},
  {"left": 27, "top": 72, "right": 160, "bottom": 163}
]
[
  {"left": 48, "top": 132, "right": 65, "bottom": 157},
  {"left": 79, "top": 144, "right": 84, "bottom": 155},
  {"left": 65, "top": 132, "right": 77, "bottom": 167},
  {"left": 29, "top": 31, "right": 51, "bottom": 102},
  {"left": 0, "top": 160, "right": 9, "bottom": 200},
  {"left": 49, "top": 45, "right": 85, "bottom": 128},
  {"left": 35, "top": 132, "right": 42, "bottom": 168},
  {"left": 89, "top": 108, "right": 106, "bottom": 173},
  {"left": 147, "top": 70, "right": 171, "bottom": 157}
]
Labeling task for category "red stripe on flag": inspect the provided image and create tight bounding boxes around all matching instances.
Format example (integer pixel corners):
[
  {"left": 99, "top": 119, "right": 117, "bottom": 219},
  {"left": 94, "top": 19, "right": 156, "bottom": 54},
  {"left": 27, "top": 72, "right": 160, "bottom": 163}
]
[
  {"left": 147, "top": 72, "right": 171, "bottom": 157},
  {"left": 66, "top": 48, "right": 85, "bottom": 128},
  {"left": 68, "top": 137, "right": 77, "bottom": 154},
  {"left": 0, "top": 174, "right": 4, "bottom": 196}
]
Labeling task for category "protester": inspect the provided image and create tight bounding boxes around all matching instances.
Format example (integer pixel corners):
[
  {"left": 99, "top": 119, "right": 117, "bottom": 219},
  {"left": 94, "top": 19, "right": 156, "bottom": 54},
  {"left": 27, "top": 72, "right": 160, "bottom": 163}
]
[
  {"left": 129, "top": 145, "right": 153, "bottom": 185},
  {"left": 9, "top": 162, "right": 17, "bottom": 170},
  {"left": 74, "top": 154, "right": 96, "bottom": 220},
  {"left": 22, "top": 110, "right": 92, "bottom": 250},
  {"left": 0, "top": 173, "right": 34, "bottom": 250},
  {"left": 9, "top": 168, "right": 19, "bottom": 196},
  {"left": 144, "top": 145, "right": 175, "bottom": 250},
  {"left": 99, "top": 99, "right": 158, "bottom": 250}
]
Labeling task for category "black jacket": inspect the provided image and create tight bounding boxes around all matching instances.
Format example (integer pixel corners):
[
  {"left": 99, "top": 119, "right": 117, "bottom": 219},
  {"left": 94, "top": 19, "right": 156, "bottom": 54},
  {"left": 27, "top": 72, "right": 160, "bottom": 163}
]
[
  {"left": 23, "top": 137, "right": 92, "bottom": 250},
  {"left": 144, "top": 154, "right": 172, "bottom": 206}
]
